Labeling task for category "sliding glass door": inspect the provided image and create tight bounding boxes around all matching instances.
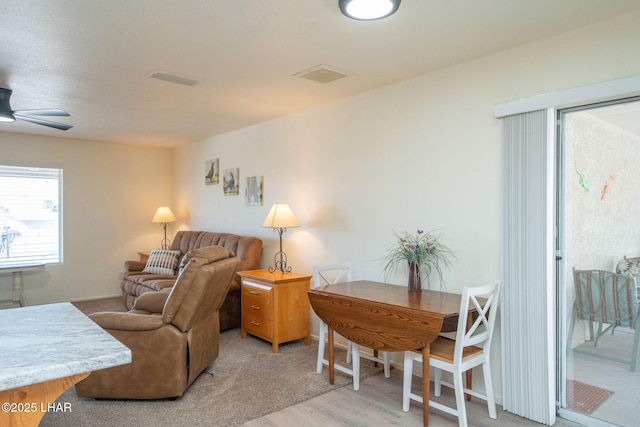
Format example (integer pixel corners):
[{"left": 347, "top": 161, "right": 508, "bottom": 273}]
[{"left": 557, "top": 97, "right": 640, "bottom": 427}]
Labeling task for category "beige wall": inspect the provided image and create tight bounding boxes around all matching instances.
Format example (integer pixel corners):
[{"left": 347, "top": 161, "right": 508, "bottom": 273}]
[
  {"left": 173, "top": 12, "right": 640, "bottom": 401},
  {"left": 0, "top": 132, "right": 173, "bottom": 304}
]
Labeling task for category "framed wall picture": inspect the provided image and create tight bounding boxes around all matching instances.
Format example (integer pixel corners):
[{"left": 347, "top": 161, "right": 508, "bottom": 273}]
[
  {"left": 205, "top": 158, "right": 219, "bottom": 185},
  {"left": 223, "top": 168, "right": 239, "bottom": 195},
  {"left": 245, "top": 176, "right": 263, "bottom": 206}
]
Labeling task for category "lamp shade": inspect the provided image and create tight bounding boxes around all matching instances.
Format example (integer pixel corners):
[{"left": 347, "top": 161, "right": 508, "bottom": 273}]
[
  {"left": 262, "top": 203, "right": 300, "bottom": 229},
  {"left": 151, "top": 207, "right": 177, "bottom": 224}
]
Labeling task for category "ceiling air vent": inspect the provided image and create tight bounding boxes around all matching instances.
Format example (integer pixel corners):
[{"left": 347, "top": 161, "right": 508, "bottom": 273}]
[
  {"left": 147, "top": 71, "right": 201, "bottom": 87},
  {"left": 294, "top": 65, "right": 348, "bottom": 84}
]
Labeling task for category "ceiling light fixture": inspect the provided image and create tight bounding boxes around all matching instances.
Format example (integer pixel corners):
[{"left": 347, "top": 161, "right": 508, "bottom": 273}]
[{"left": 339, "top": 0, "right": 400, "bottom": 21}]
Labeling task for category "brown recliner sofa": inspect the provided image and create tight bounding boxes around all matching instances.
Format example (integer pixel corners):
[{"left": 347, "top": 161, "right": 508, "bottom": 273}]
[
  {"left": 121, "top": 230, "right": 262, "bottom": 330},
  {"left": 76, "top": 246, "right": 240, "bottom": 399}
]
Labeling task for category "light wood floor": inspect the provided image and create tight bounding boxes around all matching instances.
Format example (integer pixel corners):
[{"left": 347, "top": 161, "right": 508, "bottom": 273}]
[{"left": 243, "top": 369, "right": 579, "bottom": 427}]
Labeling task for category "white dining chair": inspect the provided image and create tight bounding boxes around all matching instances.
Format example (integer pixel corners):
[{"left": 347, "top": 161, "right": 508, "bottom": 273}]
[
  {"left": 402, "top": 280, "right": 501, "bottom": 427},
  {"left": 313, "top": 264, "right": 391, "bottom": 391}
]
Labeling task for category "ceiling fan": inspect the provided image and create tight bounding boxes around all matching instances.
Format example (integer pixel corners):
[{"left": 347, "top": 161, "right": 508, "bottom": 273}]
[{"left": 0, "top": 87, "right": 73, "bottom": 131}]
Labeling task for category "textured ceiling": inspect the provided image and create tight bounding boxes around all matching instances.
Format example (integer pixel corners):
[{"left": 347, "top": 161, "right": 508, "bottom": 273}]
[{"left": 1, "top": 1, "right": 639, "bottom": 147}]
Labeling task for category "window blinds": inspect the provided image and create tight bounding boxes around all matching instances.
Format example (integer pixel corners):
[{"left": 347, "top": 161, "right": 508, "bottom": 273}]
[
  {"left": 501, "top": 110, "right": 556, "bottom": 425},
  {"left": 0, "top": 164, "right": 62, "bottom": 268}
]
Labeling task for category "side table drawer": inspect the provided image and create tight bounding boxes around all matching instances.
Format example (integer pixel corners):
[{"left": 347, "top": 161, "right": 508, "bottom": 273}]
[
  {"left": 242, "top": 280, "right": 273, "bottom": 298},
  {"left": 243, "top": 312, "right": 273, "bottom": 338},
  {"left": 242, "top": 293, "right": 273, "bottom": 320},
  {"left": 242, "top": 281, "right": 273, "bottom": 316}
]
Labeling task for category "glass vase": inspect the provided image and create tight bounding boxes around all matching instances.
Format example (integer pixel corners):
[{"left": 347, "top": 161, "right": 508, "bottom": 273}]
[{"left": 408, "top": 263, "right": 421, "bottom": 292}]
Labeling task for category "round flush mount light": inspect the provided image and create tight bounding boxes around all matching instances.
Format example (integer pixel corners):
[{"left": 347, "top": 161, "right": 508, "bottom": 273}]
[{"left": 339, "top": 0, "right": 401, "bottom": 21}]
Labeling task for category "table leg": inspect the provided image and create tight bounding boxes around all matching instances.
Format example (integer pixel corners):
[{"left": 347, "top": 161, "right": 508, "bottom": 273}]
[
  {"left": 422, "top": 344, "right": 430, "bottom": 426},
  {"left": 328, "top": 326, "right": 335, "bottom": 385}
]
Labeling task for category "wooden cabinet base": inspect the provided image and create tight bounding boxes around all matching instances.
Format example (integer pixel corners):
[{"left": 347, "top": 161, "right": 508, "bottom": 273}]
[
  {"left": 0, "top": 372, "right": 90, "bottom": 427},
  {"left": 239, "top": 270, "right": 311, "bottom": 353}
]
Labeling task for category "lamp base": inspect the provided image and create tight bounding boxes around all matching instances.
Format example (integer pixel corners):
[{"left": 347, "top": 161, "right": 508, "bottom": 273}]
[
  {"left": 269, "top": 251, "right": 292, "bottom": 274},
  {"left": 160, "top": 238, "right": 170, "bottom": 250},
  {"left": 160, "top": 223, "right": 171, "bottom": 250}
]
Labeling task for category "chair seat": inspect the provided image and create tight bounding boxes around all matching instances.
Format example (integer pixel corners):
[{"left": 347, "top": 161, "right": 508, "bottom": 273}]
[{"left": 431, "top": 337, "right": 483, "bottom": 363}]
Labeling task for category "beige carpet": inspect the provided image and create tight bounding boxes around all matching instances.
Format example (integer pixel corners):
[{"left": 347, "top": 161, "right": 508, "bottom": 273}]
[
  {"left": 566, "top": 379, "right": 615, "bottom": 414},
  {"left": 39, "top": 297, "right": 383, "bottom": 426}
]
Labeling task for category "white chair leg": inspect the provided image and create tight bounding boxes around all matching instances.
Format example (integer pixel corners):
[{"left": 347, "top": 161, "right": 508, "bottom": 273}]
[
  {"left": 402, "top": 351, "right": 413, "bottom": 412},
  {"left": 482, "top": 362, "right": 497, "bottom": 419},
  {"left": 352, "top": 343, "right": 360, "bottom": 391},
  {"left": 316, "top": 324, "right": 326, "bottom": 374},
  {"left": 383, "top": 351, "right": 391, "bottom": 378},
  {"left": 453, "top": 370, "right": 468, "bottom": 427},
  {"left": 346, "top": 340, "right": 353, "bottom": 364},
  {"left": 434, "top": 367, "right": 442, "bottom": 397}
]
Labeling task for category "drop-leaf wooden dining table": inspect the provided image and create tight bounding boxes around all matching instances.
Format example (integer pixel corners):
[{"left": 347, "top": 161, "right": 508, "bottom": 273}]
[{"left": 308, "top": 280, "right": 468, "bottom": 426}]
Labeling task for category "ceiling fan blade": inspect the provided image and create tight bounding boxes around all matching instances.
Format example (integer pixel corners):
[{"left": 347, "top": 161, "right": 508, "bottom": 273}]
[
  {"left": 15, "top": 114, "right": 73, "bottom": 131},
  {"left": 13, "top": 108, "right": 70, "bottom": 117}
]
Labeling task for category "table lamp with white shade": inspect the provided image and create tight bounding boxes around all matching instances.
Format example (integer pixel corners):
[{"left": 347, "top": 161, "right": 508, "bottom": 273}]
[
  {"left": 152, "top": 207, "right": 177, "bottom": 249},
  {"left": 262, "top": 203, "right": 300, "bottom": 273}
]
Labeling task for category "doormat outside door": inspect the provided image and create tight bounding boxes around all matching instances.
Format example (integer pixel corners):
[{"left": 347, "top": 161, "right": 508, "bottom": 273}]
[{"left": 566, "top": 379, "right": 615, "bottom": 414}]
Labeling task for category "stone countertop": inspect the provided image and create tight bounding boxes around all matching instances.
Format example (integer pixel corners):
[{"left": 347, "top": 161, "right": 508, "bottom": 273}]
[{"left": 0, "top": 302, "right": 131, "bottom": 391}]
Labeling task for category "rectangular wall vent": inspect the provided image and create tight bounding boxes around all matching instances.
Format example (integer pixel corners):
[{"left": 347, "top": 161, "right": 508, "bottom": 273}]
[{"left": 147, "top": 71, "right": 201, "bottom": 86}]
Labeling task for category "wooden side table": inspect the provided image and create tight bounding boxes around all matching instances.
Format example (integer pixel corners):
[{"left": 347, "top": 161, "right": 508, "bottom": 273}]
[
  {"left": 238, "top": 269, "right": 311, "bottom": 353},
  {"left": 138, "top": 251, "right": 151, "bottom": 264}
]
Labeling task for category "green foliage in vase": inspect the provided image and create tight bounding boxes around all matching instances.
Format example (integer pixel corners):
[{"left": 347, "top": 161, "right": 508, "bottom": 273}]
[{"left": 381, "top": 229, "right": 455, "bottom": 290}]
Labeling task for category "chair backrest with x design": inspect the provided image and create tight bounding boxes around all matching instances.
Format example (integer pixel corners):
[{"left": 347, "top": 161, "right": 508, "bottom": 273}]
[
  {"left": 313, "top": 264, "right": 353, "bottom": 289},
  {"left": 454, "top": 281, "right": 501, "bottom": 362}
]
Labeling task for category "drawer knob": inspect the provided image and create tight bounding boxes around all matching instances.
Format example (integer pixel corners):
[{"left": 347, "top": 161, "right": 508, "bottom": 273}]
[
  {"left": 250, "top": 320, "right": 260, "bottom": 326},
  {"left": 250, "top": 305, "right": 261, "bottom": 310},
  {"left": 249, "top": 290, "right": 260, "bottom": 295}
]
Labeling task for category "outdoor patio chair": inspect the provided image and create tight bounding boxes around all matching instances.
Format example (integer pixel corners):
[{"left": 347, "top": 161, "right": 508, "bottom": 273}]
[{"left": 569, "top": 269, "right": 640, "bottom": 372}]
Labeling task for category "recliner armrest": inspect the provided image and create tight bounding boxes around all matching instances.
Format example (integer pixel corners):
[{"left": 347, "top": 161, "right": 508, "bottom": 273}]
[
  {"left": 89, "top": 311, "right": 165, "bottom": 331},
  {"left": 124, "top": 260, "right": 146, "bottom": 272},
  {"left": 132, "top": 290, "right": 171, "bottom": 313}
]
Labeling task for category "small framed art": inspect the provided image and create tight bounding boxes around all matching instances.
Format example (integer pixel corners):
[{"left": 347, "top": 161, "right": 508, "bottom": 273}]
[
  {"left": 205, "top": 158, "right": 219, "bottom": 185},
  {"left": 245, "top": 176, "right": 263, "bottom": 206},
  {"left": 223, "top": 168, "right": 239, "bottom": 195}
]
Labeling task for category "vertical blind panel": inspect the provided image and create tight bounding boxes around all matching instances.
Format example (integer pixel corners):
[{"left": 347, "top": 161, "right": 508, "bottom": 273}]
[{"left": 502, "top": 110, "right": 554, "bottom": 424}]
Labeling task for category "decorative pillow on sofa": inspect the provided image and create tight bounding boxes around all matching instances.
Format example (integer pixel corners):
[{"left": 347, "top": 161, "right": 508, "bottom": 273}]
[{"left": 142, "top": 250, "right": 181, "bottom": 275}]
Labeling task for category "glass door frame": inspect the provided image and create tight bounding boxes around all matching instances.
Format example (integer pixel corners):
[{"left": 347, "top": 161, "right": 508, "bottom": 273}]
[{"left": 554, "top": 97, "right": 640, "bottom": 427}]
